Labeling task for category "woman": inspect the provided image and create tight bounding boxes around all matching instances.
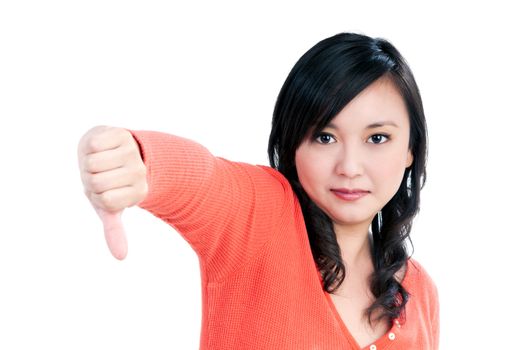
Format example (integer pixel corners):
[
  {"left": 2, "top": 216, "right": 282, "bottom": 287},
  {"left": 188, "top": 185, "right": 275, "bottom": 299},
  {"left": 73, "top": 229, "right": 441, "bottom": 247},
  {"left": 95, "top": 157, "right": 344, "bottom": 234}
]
[{"left": 78, "top": 32, "right": 439, "bottom": 349}]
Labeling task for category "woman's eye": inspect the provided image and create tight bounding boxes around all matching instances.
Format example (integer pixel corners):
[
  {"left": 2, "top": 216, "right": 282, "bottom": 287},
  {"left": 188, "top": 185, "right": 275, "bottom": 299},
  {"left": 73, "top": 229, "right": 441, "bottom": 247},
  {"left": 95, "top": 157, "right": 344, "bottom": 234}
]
[
  {"left": 368, "top": 134, "right": 390, "bottom": 144},
  {"left": 315, "top": 133, "right": 336, "bottom": 144}
]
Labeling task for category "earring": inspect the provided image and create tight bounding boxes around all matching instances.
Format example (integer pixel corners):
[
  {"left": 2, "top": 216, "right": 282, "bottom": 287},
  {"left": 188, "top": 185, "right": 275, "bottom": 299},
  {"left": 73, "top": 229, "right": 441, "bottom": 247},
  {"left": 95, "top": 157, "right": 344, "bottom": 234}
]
[{"left": 377, "top": 210, "right": 383, "bottom": 230}]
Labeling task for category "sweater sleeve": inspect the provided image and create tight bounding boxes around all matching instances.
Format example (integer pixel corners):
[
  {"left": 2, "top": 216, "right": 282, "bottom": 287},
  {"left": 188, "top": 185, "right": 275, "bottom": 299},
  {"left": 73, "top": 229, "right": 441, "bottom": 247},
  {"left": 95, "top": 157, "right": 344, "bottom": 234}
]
[{"left": 127, "top": 129, "right": 289, "bottom": 282}]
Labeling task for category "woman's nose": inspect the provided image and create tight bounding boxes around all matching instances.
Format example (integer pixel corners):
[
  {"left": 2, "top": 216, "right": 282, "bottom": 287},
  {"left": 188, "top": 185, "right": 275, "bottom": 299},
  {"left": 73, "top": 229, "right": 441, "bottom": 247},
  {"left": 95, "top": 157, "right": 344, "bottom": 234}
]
[{"left": 334, "top": 146, "right": 364, "bottom": 178}]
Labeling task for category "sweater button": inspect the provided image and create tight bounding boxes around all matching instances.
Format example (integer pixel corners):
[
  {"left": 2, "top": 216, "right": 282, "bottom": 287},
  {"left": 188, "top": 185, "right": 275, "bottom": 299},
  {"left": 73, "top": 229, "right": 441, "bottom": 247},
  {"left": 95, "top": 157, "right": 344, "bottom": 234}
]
[
  {"left": 369, "top": 345, "right": 377, "bottom": 350},
  {"left": 388, "top": 332, "right": 396, "bottom": 340}
]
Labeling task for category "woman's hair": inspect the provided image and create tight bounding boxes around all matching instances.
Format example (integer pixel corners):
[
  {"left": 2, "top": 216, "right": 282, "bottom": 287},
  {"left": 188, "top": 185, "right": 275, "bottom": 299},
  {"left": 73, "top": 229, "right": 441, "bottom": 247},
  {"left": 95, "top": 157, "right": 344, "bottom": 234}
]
[{"left": 268, "top": 32, "right": 428, "bottom": 325}]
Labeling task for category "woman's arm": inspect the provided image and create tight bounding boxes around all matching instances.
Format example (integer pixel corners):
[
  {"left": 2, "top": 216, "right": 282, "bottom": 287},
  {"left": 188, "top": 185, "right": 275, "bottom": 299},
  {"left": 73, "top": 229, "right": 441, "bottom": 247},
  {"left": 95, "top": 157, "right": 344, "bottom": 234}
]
[{"left": 128, "top": 129, "right": 289, "bottom": 282}]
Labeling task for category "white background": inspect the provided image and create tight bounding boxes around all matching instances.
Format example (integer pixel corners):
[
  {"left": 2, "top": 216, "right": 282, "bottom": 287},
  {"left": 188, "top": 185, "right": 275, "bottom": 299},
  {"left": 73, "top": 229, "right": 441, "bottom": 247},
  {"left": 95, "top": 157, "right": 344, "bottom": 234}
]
[{"left": 1, "top": 1, "right": 525, "bottom": 349}]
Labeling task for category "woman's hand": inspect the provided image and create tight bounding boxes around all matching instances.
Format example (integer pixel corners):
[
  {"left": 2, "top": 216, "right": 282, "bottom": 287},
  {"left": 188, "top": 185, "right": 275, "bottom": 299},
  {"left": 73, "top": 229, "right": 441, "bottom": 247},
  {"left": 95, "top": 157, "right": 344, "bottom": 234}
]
[{"left": 77, "top": 126, "right": 148, "bottom": 260}]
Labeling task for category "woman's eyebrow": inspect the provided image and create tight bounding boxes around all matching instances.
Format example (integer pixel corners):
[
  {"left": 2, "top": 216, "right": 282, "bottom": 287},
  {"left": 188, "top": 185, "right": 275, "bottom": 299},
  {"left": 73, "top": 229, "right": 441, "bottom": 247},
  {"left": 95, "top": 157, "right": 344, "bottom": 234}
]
[
  {"left": 366, "top": 121, "right": 399, "bottom": 129},
  {"left": 325, "top": 121, "right": 399, "bottom": 130}
]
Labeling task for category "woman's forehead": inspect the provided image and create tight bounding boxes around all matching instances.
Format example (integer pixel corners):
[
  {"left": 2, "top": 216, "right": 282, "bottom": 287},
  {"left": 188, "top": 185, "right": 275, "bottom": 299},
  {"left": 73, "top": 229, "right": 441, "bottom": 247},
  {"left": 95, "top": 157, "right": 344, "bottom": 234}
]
[{"left": 326, "top": 78, "right": 409, "bottom": 130}]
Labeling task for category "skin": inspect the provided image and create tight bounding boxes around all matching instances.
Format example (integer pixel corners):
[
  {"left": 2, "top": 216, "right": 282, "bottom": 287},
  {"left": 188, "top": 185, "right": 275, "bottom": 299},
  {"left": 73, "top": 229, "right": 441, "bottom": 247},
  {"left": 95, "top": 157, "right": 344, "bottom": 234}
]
[{"left": 294, "top": 76, "right": 413, "bottom": 346}]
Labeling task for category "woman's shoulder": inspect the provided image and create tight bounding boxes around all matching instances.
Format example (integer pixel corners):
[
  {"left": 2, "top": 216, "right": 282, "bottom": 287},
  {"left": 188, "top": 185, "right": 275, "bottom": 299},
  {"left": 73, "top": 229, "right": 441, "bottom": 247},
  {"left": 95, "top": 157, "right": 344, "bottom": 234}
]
[
  {"left": 403, "top": 258, "right": 439, "bottom": 305},
  {"left": 253, "top": 164, "right": 296, "bottom": 197},
  {"left": 255, "top": 164, "right": 290, "bottom": 184},
  {"left": 403, "top": 258, "right": 440, "bottom": 342}
]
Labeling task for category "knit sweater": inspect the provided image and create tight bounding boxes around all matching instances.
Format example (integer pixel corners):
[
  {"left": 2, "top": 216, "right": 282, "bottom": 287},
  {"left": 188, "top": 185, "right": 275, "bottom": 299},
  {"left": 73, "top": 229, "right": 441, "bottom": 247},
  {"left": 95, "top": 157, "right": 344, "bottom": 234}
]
[{"left": 130, "top": 129, "right": 440, "bottom": 350}]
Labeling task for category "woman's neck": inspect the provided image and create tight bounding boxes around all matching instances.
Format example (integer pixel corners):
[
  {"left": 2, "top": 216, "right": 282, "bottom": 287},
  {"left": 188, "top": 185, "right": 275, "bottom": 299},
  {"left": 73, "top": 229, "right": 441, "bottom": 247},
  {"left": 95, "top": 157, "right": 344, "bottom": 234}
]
[{"left": 333, "top": 221, "right": 374, "bottom": 273}]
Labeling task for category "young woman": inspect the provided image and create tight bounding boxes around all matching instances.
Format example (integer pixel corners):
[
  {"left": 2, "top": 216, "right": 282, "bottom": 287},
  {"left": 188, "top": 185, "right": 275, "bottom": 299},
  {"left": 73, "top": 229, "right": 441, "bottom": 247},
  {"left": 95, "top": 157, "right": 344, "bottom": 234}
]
[{"left": 78, "top": 32, "right": 439, "bottom": 349}]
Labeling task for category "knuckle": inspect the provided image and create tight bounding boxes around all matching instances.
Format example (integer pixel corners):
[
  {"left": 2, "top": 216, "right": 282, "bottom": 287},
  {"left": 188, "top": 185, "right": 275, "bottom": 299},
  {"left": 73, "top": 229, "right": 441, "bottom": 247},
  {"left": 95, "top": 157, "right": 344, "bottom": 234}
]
[
  {"left": 86, "top": 136, "right": 101, "bottom": 153},
  {"left": 88, "top": 174, "right": 103, "bottom": 193},
  {"left": 91, "top": 192, "right": 103, "bottom": 206},
  {"left": 99, "top": 191, "right": 117, "bottom": 211},
  {"left": 90, "top": 125, "right": 108, "bottom": 133},
  {"left": 83, "top": 155, "right": 95, "bottom": 172},
  {"left": 81, "top": 126, "right": 109, "bottom": 153}
]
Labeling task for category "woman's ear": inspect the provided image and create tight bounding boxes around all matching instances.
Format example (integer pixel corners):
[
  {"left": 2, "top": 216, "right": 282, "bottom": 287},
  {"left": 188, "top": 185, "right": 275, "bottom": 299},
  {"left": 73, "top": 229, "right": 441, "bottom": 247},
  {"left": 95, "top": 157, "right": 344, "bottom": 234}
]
[{"left": 406, "top": 149, "right": 414, "bottom": 168}]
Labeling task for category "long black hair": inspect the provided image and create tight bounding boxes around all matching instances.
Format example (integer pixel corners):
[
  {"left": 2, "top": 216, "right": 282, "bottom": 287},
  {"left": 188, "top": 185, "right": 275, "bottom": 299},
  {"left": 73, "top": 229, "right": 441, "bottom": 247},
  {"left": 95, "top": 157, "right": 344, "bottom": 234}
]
[{"left": 268, "top": 32, "right": 428, "bottom": 325}]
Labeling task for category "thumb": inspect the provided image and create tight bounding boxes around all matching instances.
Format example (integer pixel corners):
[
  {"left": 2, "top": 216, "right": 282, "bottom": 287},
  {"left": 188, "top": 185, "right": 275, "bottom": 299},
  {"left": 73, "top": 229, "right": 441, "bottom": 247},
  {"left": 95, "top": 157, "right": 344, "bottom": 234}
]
[{"left": 94, "top": 207, "right": 128, "bottom": 260}]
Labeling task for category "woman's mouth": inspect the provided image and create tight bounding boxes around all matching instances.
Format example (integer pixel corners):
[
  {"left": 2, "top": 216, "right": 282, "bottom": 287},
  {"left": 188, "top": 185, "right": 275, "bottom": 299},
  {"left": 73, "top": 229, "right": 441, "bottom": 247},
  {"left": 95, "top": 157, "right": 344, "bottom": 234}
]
[{"left": 330, "top": 188, "right": 370, "bottom": 201}]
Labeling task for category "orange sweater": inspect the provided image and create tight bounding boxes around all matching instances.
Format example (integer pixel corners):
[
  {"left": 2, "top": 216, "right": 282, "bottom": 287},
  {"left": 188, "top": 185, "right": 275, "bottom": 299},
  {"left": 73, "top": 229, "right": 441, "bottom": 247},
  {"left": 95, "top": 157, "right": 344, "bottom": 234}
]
[{"left": 130, "top": 129, "right": 440, "bottom": 350}]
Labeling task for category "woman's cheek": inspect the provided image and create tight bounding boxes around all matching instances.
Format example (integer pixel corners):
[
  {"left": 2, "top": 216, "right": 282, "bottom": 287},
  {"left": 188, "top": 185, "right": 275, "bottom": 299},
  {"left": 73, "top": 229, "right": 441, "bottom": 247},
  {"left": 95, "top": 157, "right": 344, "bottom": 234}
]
[{"left": 373, "top": 156, "right": 406, "bottom": 197}]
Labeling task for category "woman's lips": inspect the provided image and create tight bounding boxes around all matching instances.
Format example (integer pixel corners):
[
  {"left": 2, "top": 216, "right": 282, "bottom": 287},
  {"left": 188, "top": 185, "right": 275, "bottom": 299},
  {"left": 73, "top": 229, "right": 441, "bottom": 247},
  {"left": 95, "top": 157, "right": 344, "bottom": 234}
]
[{"left": 330, "top": 188, "right": 370, "bottom": 201}]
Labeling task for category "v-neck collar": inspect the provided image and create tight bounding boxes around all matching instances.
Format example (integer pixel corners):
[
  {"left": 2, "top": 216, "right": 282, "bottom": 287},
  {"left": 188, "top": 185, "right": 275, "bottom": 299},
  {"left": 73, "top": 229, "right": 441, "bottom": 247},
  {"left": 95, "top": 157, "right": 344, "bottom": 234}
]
[
  {"left": 317, "top": 262, "right": 410, "bottom": 350},
  {"left": 323, "top": 291, "right": 401, "bottom": 350}
]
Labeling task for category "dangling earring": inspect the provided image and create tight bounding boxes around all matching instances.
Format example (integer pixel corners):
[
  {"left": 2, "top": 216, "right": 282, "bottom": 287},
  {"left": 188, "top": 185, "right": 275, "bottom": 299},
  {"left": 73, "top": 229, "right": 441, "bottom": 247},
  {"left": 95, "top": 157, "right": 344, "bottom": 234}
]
[{"left": 377, "top": 210, "right": 383, "bottom": 230}]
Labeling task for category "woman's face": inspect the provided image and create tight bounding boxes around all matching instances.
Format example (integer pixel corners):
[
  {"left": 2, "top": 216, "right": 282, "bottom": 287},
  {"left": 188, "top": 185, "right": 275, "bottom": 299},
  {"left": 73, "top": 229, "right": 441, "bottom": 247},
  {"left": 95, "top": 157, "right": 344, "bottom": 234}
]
[{"left": 295, "top": 77, "right": 413, "bottom": 233}]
